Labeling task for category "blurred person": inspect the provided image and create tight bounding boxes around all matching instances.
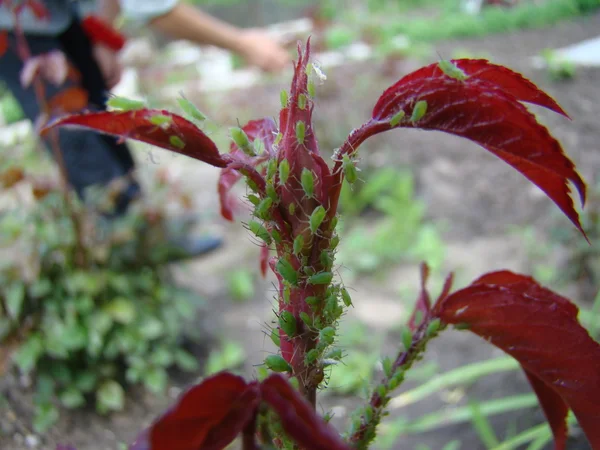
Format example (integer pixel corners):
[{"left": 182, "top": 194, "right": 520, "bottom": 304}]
[{"left": 0, "top": 0, "right": 290, "bottom": 259}]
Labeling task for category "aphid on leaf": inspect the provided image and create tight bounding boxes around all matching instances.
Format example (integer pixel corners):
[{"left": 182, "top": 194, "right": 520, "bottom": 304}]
[
  {"left": 288, "top": 203, "right": 296, "bottom": 216},
  {"left": 149, "top": 114, "right": 173, "bottom": 128},
  {"left": 280, "top": 89, "right": 288, "bottom": 108},
  {"left": 266, "top": 158, "right": 277, "bottom": 180},
  {"left": 410, "top": 100, "right": 428, "bottom": 123},
  {"left": 389, "top": 110, "right": 405, "bottom": 127},
  {"left": 169, "top": 135, "right": 185, "bottom": 149},
  {"left": 274, "top": 132, "right": 283, "bottom": 146},
  {"left": 270, "top": 328, "right": 280, "bottom": 347},
  {"left": 308, "top": 271, "right": 333, "bottom": 285},
  {"left": 382, "top": 357, "right": 393, "bottom": 377},
  {"left": 266, "top": 183, "right": 278, "bottom": 203},
  {"left": 230, "top": 127, "right": 255, "bottom": 156},
  {"left": 253, "top": 138, "right": 264, "bottom": 155},
  {"left": 305, "top": 296, "right": 319, "bottom": 308},
  {"left": 265, "top": 355, "right": 292, "bottom": 373},
  {"left": 271, "top": 229, "right": 282, "bottom": 244},
  {"left": 279, "top": 159, "right": 290, "bottom": 185},
  {"left": 342, "top": 155, "right": 358, "bottom": 184},
  {"left": 296, "top": 121, "right": 306, "bottom": 145},
  {"left": 247, "top": 178, "right": 259, "bottom": 194},
  {"left": 401, "top": 327, "right": 413, "bottom": 351},
  {"left": 298, "top": 94, "right": 307, "bottom": 110},
  {"left": 312, "top": 62, "right": 327, "bottom": 83},
  {"left": 330, "top": 234, "right": 340, "bottom": 250},
  {"left": 106, "top": 95, "right": 145, "bottom": 111},
  {"left": 341, "top": 287, "right": 352, "bottom": 307},
  {"left": 325, "top": 348, "right": 343, "bottom": 360},
  {"left": 320, "top": 250, "right": 333, "bottom": 268},
  {"left": 279, "top": 310, "right": 297, "bottom": 337},
  {"left": 247, "top": 194, "right": 260, "bottom": 206},
  {"left": 329, "top": 216, "right": 338, "bottom": 231},
  {"left": 249, "top": 220, "right": 272, "bottom": 245},
  {"left": 255, "top": 197, "right": 273, "bottom": 220},
  {"left": 309, "top": 205, "right": 326, "bottom": 234},
  {"left": 299, "top": 311, "right": 312, "bottom": 327},
  {"left": 305, "top": 349, "right": 319, "bottom": 365},
  {"left": 293, "top": 235, "right": 304, "bottom": 255},
  {"left": 438, "top": 59, "right": 468, "bottom": 81},
  {"left": 308, "top": 80, "right": 316, "bottom": 98},
  {"left": 319, "top": 327, "right": 335, "bottom": 345},
  {"left": 177, "top": 94, "right": 207, "bottom": 121},
  {"left": 276, "top": 258, "right": 298, "bottom": 285},
  {"left": 301, "top": 168, "right": 315, "bottom": 198},
  {"left": 283, "top": 285, "right": 291, "bottom": 304},
  {"left": 426, "top": 318, "right": 442, "bottom": 337}
]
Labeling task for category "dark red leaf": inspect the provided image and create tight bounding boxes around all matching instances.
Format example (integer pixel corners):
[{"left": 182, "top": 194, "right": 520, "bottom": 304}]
[
  {"left": 148, "top": 372, "right": 259, "bottom": 450},
  {"left": 374, "top": 59, "right": 569, "bottom": 119},
  {"left": 44, "top": 110, "right": 229, "bottom": 168},
  {"left": 260, "top": 244, "right": 269, "bottom": 277},
  {"left": 434, "top": 271, "right": 600, "bottom": 450},
  {"left": 408, "top": 263, "right": 432, "bottom": 331},
  {"left": 81, "top": 15, "right": 126, "bottom": 52},
  {"left": 0, "top": 31, "right": 7, "bottom": 57},
  {"left": 261, "top": 374, "right": 351, "bottom": 450}
]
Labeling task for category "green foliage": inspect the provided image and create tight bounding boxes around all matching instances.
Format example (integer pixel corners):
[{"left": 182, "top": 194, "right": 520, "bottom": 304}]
[
  {"left": 336, "top": 168, "right": 445, "bottom": 276},
  {"left": 0, "top": 84, "right": 25, "bottom": 124},
  {"left": 540, "top": 49, "right": 577, "bottom": 81},
  {"left": 228, "top": 269, "right": 256, "bottom": 302},
  {"left": 0, "top": 153, "right": 203, "bottom": 432},
  {"left": 204, "top": 340, "right": 246, "bottom": 376}
]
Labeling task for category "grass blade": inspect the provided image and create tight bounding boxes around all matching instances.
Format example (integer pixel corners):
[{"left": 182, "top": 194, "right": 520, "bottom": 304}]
[{"left": 469, "top": 400, "right": 500, "bottom": 449}]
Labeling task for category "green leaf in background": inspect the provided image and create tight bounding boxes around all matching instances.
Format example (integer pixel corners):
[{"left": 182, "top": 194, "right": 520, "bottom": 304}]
[
  {"left": 228, "top": 269, "right": 255, "bottom": 302},
  {"left": 13, "top": 333, "right": 43, "bottom": 373},
  {"left": 5, "top": 282, "right": 25, "bottom": 320},
  {"left": 205, "top": 340, "right": 246, "bottom": 375},
  {"left": 104, "top": 297, "right": 136, "bottom": 324},
  {"left": 174, "top": 349, "right": 199, "bottom": 372},
  {"left": 59, "top": 387, "right": 85, "bottom": 409},
  {"left": 143, "top": 367, "right": 168, "bottom": 394},
  {"left": 33, "top": 402, "right": 59, "bottom": 433},
  {"left": 96, "top": 380, "right": 125, "bottom": 414}
]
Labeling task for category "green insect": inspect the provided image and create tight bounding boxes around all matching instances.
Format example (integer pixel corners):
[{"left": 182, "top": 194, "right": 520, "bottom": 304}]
[
  {"left": 382, "top": 357, "right": 393, "bottom": 377},
  {"left": 266, "top": 183, "right": 278, "bottom": 203},
  {"left": 438, "top": 59, "right": 468, "bottom": 81},
  {"left": 410, "top": 100, "right": 428, "bottom": 123},
  {"left": 288, "top": 203, "right": 296, "bottom": 216},
  {"left": 149, "top": 114, "right": 173, "bottom": 128},
  {"left": 265, "top": 355, "right": 291, "bottom": 373},
  {"left": 341, "top": 287, "right": 352, "bottom": 307},
  {"left": 299, "top": 311, "right": 312, "bottom": 327},
  {"left": 426, "top": 318, "right": 442, "bottom": 337},
  {"left": 106, "top": 95, "right": 145, "bottom": 111},
  {"left": 279, "top": 311, "right": 297, "bottom": 337},
  {"left": 274, "top": 132, "right": 283, "bottom": 146},
  {"left": 247, "top": 194, "right": 260, "bottom": 206},
  {"left": 230, "top": 127, "right": 255, "bottom": 156},
  {"left": 305, "top": 349, "right": 319, "bottom": 365},
  {"left": 293, "top": 235, "right": 304, "bottom": 255},
  {"left": 309, "top": 205, "right": 326, "bottom": 234},
  {"left": 266, "top": 158, "right": 277, "bottom": 180},
  {"left": 330, "top": 235, "right": 340, "bottom": 250},
  {"left": 296, "top": 121, "right": 306, "bottom": 145},
  {"left": 320, "top": 250, "right": 333, "bottom": 269},
  {"left": 325, "top": 348, "right": 343, "bottom": 360},
  {"left": 255, "top": 197, "right": 273, "bottom": 220},
  {"left": 271, "top": 229, "right": 282, "bottom": 244},
  {"left": 169, "top": 135, "right": 185, "bottom": 149},
  {"left": 298, "top": 94, "right": 307, "bottom": 110},
  {"left": 270, "top": 328, "right": 280, "bottom": 347},
  {"left": 308, "top": 80, "right": 316, "bottom": 98},
  {"left": 305, "top": 296, "right": 319, "bottom": 307},
  {"left": 389, "top": 110, "right": 405, "bottom": 127},
  {"left": 177, "top": 95, "right": 207, "bottom": 121},
  {"left": 283, "top": 285, "right": 291, "bottom": 304},
  {"left": 253, "top": 138, "right": 264, "bottom": 155},
  {"left": 308, "top": 271, "right": 333, "bottom": 285},
  {"left": 301, "top": 168, "right": 314, "bottom": 198},
  {"left": 319, "top": 327, "right": 335, "bottom": 345},
  {"left": 342, "top": 155, "right": 358, "bottom": 184},
  {"left": 248, "top": 220, "right": 272, "bottom": 245},
  {"left": 401, "top": 327, "right": 413, "bottom": 351},
  {"left": 279, "top": 159, "right": 290, "bottom": 185},
  {"left": 276, "top": 258, "right": 298, "bottom": 285},
  {"left": 280, "top": 89, "right": 288, "bottom": 108}
]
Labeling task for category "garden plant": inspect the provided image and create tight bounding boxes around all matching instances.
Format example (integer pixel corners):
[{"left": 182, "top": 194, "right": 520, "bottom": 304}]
[{"left": 46, "top": 35, "right": 600, "bottom": 449}]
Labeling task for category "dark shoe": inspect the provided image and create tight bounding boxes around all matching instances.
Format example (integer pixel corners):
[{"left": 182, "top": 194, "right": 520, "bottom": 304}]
[{"left": 163, "top": 234, "right": 223, "bottom": 263}]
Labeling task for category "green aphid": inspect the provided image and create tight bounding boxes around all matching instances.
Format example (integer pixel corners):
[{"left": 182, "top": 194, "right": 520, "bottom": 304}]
[
  {"left": 305, "top": 296, "right": 319, "bottom": 307},
  {"left": 266, "top": 183, "right": 278, "bottom": 203},
  {"left": 342, "top": 155, "right": 358, "bottom": 184},
  {"left": 330, "top": 235, "right": 340, "bottom": 250},
  {"left": 279, "top": 311, "right": 297, "bottom": 337},
  {"left": 413, "top": 310, "right": 424, "bottom": 327},
  {"left": 299, "top": 311, "right": 312, "bottom": 327},
  {"left": 438, "top": 59, "right": 468, "bottom": 81},
  {"left": 389, "top": 110, "right": 405, "bottom": 127},
  {"left": 283, "top": 285, "right": 291, "bottom": 304},
  {"left": 303, "top": 266, "right": 316, "bottom": 276},
  {"left": 255, "top": 197, "right": 273, "bottom": 220},
  {"left": 309, "top": 205, "right": 326, "bottom": 234},
  {"left": 377, "top": 384, "right": 388, "bottom": 399},
  {"left": 230, "top": 127, "right": 255, "bottom": 156},
  {"left": 382, "top": 357, "right": 393, "bottom": 377},
  {"left": 106, "top": 96, "right": 145, "bottom": 111},
  {"left": 329, "top": 216, "right": 338, "bottom": 231},
  {"left": 247, "top": 194, "right": 260, "bottom": 206},
  {"left": 266, "top": 158, "right": 277, "bottom": 180},
  {"left": 296, "top": 121, "right": 306, "bottom": 145},
  {"left": 177, "top": 95, "right": 207, "bottom": 121},
  {"left": 293, "top": 235, "right": 304, "bottom": 255},
  {"left": 288, "top": 203, "right": 296, "bottom": 216},
  {"left": 320, "top": 250, "right": 333, "bottom": 269},
  {"left": 274, "top": 132, "right": 283, "bottom": 146},
  {"left": 169, "top": 135, "right": 185, "bottom": 149},
  {"left": 280, "top": 89, "right": 288, "bottom": 108},
  {"left": 401, "top": 327, "right": 413, "bottom": 351},
  {"left": 410, "top": 100, "right": 428, "bottom": 123},
  {"left": 298, "top": 94, "right": 307, "bottom": 110},
  {"left": 270, "top": 328, "right": 280, "bottom": 347},
  {"left": 247, "top": 178, "right": 259, "bottom": 193},
  {"left": 308, "top": 80, "right": 316, "bottom": 98},
  {"left": 341, "top": 287, "right": 352, "bottom": 307},
  {"left": 319, "top": 327, "right": 335, "bottom": 345},
  {"left": 276, "top": 258, "right": 298, "bottom": 285},
  {"left": 325, "top": 348, "right": 343, "bottom": 360},
  {"left": 265, "top": 355, "right": 292, "bottom": 373},
  {"left": 305, "top": 349, "right": 319, "bottom": 365},
  {"left": 309, "top": 271, "right": 333, "bottom": 285},
  {"left": 389, "top": 370, "right": 405, "bottom": 390},
  {"left": 363, "top": 405, "right": 374, "bottom": 423},
  {"left": 426, "top": 318, "right": 442, "bottom": 337},
  {"left": 248, "top": 220, "right": 272, "bottom": 245},
  {"left": 279, "top": 159, "right": 290, "bottom": 185},
  {"left": 271, "top": 229, "right": 282, "bottom": 244},
  {"left": 455, "top": 322, "right": 470, "bottom": 330},
  {"left": 149, "top": 114, "right": 173, "bottom": 128},
  {"left": 301, "top": 168, "right": 314, "bottom": 198},
  {"left": 253, "top": 138, "right": 264, "bottom": 155}
]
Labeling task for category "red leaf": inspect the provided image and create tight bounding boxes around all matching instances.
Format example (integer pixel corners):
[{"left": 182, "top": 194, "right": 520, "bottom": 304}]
[
  {"left": 0, "top": 31, "right": 7, "bottom": 57},
  {"left": 148, "top": 372, "right": 259, "bottom": 450},
  {"left": 261, "top": 374, "right": 351, "bottom": 450},
  {"left": 260, "top": 244, "right": 269, "bottom": 277},
  {"left": 408, "top": 263, "right": 432, "bottom": 331},
  {"left": 332, "top": 60, "right": 586, "bottom": 237},
  {"left": 48, "top": 87, "right": 89, "bottom": 115},
  {"left": 434, "top": 271, "right": 600, "bottom": 450},
  {"left": 44, "top": 110, "right": 229, "bottom": 168},
  {"left": 81, "top": 15, "right": 126, "bottom": 52}
]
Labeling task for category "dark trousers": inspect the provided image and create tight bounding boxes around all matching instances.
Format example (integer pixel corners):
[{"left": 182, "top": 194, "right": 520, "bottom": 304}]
[{"left": 0, "top": 19, "right": 140, "bottom": 214}]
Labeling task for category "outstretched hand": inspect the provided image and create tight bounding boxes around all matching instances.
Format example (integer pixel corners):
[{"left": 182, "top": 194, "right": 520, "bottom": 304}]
[{"left": 238, "top": 29, "right": 290, "bottom": 73}]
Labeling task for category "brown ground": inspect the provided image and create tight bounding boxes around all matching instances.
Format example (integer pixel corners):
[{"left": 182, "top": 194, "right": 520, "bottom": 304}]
[{"left": 2, "top": 11, "right": 600, "bottom": 450}]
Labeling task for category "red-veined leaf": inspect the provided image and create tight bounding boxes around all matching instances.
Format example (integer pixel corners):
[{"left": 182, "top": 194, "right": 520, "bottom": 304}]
[
  {"left": 374, "top": 59, "right": 568, "bottom": 119},
  {"left": 261, "top": 374, "right": 351, "bottom": 450},
  {"left": 333, "top": 71, "right": 585, "bottom": 236},
  {"left": 44, "top": 110, "right": 229, "bottom": 168},
  {"left": 434, "top": 271, "right": 600, "bottom": 450},
  {"left": 0, "top": 31, "right": 7, "bottom": 57},
  {"left": 147, "top": 372, "right": 259, "bottom": 450}
]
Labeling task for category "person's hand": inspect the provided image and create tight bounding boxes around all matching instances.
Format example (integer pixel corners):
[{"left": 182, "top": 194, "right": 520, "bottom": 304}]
[
  {"left": 92, "top": 43, "right": 122, "bottom": 89},
  {"left": 238, "top": 29, "right": 290, "bottom": 73}
]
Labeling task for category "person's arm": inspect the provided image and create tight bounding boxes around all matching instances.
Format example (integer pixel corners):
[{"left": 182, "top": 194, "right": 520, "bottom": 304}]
[{"left": 96, "top": 0, "right": 121, "bottom": 24}]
